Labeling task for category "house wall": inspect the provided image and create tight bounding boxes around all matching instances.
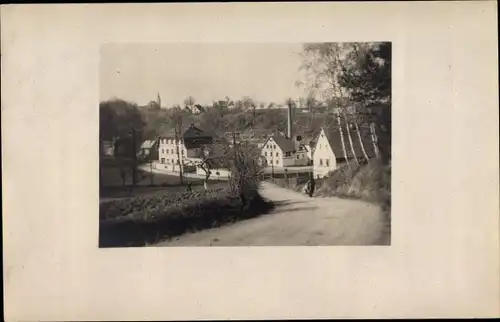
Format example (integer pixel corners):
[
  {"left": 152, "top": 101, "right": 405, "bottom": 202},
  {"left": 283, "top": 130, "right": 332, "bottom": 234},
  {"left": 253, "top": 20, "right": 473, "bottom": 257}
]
[
  {"left": 293, "top": 150, "right": 310, "bottom": 166},
  {"left": 313, "top": 130, "right": 337, "bottom": 178},
  {"left": 158, "top": 138, "right": 186, "bottom": 171},
  {"left": 260, "top": 137, "right": 285, "bottom": 167},
  {"left": 260, "top": 137, "right": 312, "bottom": 167},
  {"left": 281, "top": 156, "right": 296, "bottom": 167}
]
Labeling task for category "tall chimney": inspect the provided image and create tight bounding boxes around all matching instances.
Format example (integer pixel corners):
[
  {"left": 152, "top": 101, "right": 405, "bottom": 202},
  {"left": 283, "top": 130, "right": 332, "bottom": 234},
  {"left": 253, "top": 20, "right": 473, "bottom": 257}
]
[{"left": 287, "top": 100, "right": 293, "bottom": 139}]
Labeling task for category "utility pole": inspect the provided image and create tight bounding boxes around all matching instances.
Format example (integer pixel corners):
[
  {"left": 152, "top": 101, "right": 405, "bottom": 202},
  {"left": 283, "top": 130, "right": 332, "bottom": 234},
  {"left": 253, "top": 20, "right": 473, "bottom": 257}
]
[
  {"left": 174, "top": 111, "right": 184, "bottom": 185},
  {"left": 149, "top": 153, "right": 154, "bottom": 186}
]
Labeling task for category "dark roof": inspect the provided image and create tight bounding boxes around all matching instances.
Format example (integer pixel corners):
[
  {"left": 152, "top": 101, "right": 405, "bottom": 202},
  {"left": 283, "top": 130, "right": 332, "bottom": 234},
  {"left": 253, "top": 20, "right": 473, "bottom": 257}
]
[
  {"left": 322, "top": 126, "right": 376, "bottom": 159},
  {"left": 183, "top": 124, "right": 213, "bottom": 148},
  {"left": 159, "top": 124, "right": 213, "bottom": 139},
  {"left": 265, "top": 135, "right": 296, "bottom": 153},
  {"left": 183, "top": 124, "right": 208, "bottom": 138},
  {"left": 158, "top": 124, "right": 214, "bottom": 149},
  {"left": 304, "top": 133, "right": 319, "bottom": 149}
]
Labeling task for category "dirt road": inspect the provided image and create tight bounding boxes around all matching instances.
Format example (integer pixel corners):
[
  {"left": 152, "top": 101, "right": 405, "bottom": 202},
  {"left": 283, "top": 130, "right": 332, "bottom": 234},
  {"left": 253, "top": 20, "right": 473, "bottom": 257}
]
[{"left": 156, "top": 182, "right": 391, "bottom": 246}]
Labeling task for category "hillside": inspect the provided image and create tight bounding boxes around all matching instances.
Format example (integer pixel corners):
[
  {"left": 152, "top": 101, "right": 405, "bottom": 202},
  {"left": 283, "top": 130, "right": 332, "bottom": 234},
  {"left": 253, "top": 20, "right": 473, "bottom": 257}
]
[{"left": 138, "top": 105, "right": 337, "bottom": 140}]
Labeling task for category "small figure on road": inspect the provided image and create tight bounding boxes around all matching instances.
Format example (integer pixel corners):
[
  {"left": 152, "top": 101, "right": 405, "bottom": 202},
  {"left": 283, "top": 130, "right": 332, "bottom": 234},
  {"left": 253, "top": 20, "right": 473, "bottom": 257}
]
[
  {"left": 187, "top": 181, "right": 193, "bottom": 192},
  {"left": 305, "top": 172, "right": 316, "bottom": 198}
]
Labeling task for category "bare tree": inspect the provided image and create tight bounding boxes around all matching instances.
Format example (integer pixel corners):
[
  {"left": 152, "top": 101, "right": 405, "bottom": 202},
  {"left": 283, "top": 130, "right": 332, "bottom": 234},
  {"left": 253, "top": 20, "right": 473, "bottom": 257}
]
[
  {"left": 300, "top": 44, "right": 351, "bottom": 167},
  {"left": 335, "top": 111, "right": 350, "bottom": 166},
  {"left": 184, "top": 143, "right": 218, "bottom": 191},
  {"left": 355, "top": 121, "right": 370, "bottom": 161},
  {"left": 339, "top": 42, "right": 391, "bottom": 161},
  {"left": 183, "top": 107, "right": 262, "bottom": 202},
  {"left": 300, "top": 43, "right": 384, "bottom": 166}
]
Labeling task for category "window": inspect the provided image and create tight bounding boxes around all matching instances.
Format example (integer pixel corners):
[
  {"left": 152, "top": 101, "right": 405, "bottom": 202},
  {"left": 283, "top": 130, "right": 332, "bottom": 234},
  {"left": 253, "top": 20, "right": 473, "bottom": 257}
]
[
  {"left": 326, "top": 159, "right": 330, "bottom": 166},
  {"left": 276, "top": 152, "right": 280, "bottom": 157},
  {"left": 161, "top": 158, "right": 165, "bottom": 164},
  {"left": 264, "top": 152, "right": 267, "bottom": 156},
  {"left": 273, "top": 145, "right": 276, "bottom": 149},
  {"left": 276, "top": 159, "right": 279, "bottom": 165},
  {"left": 296, "top": 155, "right": 299, "bottom": 159},
  {"left": 270, "top": 152, "right": 273, "bottom": 157},
  {"left": 171, "top": 149, "right": 174, "bottom": 154},
  {"left": 181, "top": 150, "right": 184, "bottom": 156},
  {"left": 166, "top": 149, "right": 169, "bottom": 154},
  {"left": 319, "top": 159, "right": 323, "bottom": 166},
  {"left": 270, "top": 159, "right": 273, "bottom": 164},
  {"left": 285, "top": 152, "right": 291, "bottom": 157}
]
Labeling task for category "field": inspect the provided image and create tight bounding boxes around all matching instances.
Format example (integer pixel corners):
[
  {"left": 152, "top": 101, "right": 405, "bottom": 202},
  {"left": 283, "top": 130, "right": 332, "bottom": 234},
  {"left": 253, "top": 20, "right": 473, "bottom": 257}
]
[
  {"left": 100, "top": 158, "right": 225, "bottom": 199},
  {"left": 99, "top": 157, "right": 274, "bottom": 247},
  {"left": 99, "top": 186, "right": 274, "bottom": 247}
]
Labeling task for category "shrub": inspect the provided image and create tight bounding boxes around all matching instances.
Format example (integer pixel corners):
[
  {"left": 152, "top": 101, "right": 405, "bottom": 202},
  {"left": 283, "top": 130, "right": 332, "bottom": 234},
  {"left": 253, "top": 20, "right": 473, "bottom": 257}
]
[
  {"left": 316, "top": 158, "right": 391, "bottom": 206},
  {"left": 99, "top": 188, "right": 274, "bottom": 247}
]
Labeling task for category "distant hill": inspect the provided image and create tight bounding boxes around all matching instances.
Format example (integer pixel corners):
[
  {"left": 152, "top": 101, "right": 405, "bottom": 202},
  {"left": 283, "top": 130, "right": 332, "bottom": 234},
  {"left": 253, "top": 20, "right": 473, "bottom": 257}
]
[
  {"left": 101, "top": 98, "right": 340, "bottom": 143},
  {"left": 137, "top": 105, "right": 338, "bottom": 141}
]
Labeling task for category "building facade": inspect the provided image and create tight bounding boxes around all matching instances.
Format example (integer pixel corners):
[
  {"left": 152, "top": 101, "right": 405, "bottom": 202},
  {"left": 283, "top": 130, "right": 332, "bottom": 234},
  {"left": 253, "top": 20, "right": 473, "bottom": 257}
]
[
  {"left": 312, "top": 129, "right": 338, "bottom": 178},
  {"left": 157, "top": 124, "right": 213, "bottom": 172},
  {"left": 312, "top": 126, "right": 376, "bottom": 178},
  {"left": 260, "top": 135, "right": 310, "bottom": 167}
]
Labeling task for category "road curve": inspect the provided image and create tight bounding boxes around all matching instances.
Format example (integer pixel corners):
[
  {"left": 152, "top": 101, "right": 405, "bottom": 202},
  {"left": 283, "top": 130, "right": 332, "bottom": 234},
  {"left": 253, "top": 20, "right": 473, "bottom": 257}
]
[{"left": 156, "top": 182, "right": 391, "bottom": 246}]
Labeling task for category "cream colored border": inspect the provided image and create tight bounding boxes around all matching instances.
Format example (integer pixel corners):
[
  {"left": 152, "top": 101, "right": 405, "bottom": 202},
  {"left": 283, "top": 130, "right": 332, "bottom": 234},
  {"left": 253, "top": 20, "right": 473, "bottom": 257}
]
[{"left": 2, "top": 2, "right": 499, "bottom": 320}]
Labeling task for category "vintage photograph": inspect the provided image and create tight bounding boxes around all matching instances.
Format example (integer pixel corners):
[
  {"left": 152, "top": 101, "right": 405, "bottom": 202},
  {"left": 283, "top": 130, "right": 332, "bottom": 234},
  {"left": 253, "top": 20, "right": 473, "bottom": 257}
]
[{"left": 99, "top": 43, "right": 391, "bottom": 247}]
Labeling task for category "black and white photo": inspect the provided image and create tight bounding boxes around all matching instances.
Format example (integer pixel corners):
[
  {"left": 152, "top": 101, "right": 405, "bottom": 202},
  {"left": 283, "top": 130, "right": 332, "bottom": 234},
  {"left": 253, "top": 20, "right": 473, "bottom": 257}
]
[{"left": 99, "top": 42, "right": 392, "bottom": 247}]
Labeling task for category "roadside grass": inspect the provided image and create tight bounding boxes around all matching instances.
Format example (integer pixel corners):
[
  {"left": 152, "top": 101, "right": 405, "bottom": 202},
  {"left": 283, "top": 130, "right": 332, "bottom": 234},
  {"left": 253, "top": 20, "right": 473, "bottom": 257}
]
[
  {"left": 316, "top": 160, "right": 390, "bottom": 207},
  {"left": 100, "top": 166, "right": 223, "bottom": 199},
  {"left": 99, "top": 188, "right": 274, "bottom": 247},
  {"left": 315, "top": 159, "right": 392, "bottom": 237}
]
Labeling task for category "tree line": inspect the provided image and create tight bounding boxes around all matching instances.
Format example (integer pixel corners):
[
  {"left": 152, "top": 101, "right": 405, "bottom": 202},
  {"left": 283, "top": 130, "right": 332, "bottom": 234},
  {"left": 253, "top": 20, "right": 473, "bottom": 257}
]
[{"left": 299, "top": 42, "right": 391, "bottom": 165}]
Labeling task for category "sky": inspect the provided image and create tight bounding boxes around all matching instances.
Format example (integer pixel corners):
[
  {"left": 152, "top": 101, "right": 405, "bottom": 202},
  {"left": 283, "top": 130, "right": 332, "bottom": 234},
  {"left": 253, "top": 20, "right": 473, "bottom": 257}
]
[{"left": 100, "top": 43, "right": 307, "bottom": 107}]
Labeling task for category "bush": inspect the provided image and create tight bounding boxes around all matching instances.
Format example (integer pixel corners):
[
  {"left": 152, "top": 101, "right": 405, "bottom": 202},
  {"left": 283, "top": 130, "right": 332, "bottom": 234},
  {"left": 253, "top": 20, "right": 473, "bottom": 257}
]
[
  {"left": 99, "top": 188, "right": 274, "bottom": 247},
  {"left": 316, "top": 158, "right": 391, "bottom": 207}
]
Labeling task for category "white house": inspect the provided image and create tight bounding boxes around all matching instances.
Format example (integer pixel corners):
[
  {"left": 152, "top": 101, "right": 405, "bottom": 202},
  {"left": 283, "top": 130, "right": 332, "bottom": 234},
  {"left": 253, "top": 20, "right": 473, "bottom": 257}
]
[
  {"left": 189, "top": 104, "right": 205, "bottom": 115},
  {"left": 312, "top": 126, "right": 375, "bottom": 178},
  {"left": 157, "top": 124, "right": 213, "bottom": 172},
  {"left": 157, "top": 136, "right": 186, "bottom": 172},
  {"left": 260, "top": 135, "right": 310, "bottom": 167}
]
